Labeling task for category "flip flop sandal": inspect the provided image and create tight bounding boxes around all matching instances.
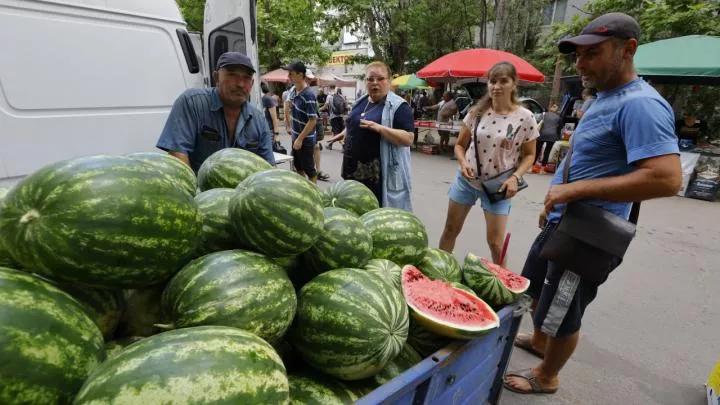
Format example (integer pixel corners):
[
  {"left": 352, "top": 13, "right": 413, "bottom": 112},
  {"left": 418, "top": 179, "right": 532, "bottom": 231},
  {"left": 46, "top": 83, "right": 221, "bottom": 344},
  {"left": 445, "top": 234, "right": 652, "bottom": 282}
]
[
  {"left": 317, "top": 172, "right": 330, "bottom": 181},
  {"left": 513, "top": 333, "right": 545, "bottom": 359},
  {"left": 503, "top": 368, "right": 558, "bottom": 395}
]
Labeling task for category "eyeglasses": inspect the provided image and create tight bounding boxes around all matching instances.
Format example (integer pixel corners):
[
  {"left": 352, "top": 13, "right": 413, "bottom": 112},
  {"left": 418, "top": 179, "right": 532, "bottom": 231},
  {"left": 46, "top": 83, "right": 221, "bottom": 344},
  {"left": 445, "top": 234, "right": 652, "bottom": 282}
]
[{"left": 366, "top": 77, "right": 387, "bottom": 83}]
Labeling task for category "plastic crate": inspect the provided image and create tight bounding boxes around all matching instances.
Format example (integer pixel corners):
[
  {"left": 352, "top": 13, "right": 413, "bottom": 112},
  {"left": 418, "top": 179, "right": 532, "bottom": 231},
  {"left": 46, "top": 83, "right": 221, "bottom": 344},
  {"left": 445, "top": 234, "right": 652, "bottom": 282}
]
[{"left": 357, "top": 304, "right": 523, "bottom": 405}]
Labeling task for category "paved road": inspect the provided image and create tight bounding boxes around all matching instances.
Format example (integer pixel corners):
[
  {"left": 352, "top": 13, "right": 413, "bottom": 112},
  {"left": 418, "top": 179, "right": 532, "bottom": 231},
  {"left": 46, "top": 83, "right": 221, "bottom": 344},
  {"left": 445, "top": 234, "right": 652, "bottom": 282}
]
[{"left": 309, "top": 138, "right": 719, "bottom": 405}]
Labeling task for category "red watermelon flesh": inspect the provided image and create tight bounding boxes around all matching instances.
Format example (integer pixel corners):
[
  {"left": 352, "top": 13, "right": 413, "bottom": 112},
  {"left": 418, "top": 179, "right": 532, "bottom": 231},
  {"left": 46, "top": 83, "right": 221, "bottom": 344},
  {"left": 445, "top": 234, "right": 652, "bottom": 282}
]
[
  {"left": 479, "top": 257, "right": 529, "bottom": 293},
  {"left": 401, "top": 265, "right": 499, "bottom": 339}
]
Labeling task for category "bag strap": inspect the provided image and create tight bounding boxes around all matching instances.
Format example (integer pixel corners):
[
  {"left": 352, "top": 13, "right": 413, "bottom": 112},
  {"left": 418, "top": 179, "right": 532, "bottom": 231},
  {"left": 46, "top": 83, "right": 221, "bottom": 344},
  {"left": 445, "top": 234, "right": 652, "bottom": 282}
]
[
  {"left": 562, "top": 137, "right": 641, "bottom": 224},
  {"left": 473, "top": 115, "right": 482, "bottom": 177}
]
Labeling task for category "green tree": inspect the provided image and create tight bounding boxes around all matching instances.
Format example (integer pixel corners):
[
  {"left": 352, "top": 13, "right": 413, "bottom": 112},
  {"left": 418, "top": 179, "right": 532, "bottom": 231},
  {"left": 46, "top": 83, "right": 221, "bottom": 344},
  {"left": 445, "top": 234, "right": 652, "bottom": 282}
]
[{"left": 176, "top": 0, "right": 204, "bottom": 32}]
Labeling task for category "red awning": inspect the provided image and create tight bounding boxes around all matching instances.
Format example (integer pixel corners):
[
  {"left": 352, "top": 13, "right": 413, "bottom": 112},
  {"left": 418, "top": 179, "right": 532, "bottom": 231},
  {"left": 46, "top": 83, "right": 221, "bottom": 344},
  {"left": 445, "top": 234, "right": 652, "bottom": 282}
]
[
  {"left": 417, "top": 48, "right": 545, "bottom": 84},
  {"left": 261, "top": 68, "right": 290, "bottom": 83}
]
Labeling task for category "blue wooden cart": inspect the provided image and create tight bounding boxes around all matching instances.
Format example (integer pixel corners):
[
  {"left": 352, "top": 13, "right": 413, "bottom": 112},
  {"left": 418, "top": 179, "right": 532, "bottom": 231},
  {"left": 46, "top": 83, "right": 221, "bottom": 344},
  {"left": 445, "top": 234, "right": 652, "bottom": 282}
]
[{"left": 357, "top": 299, "right": 528, "bottom": 405}]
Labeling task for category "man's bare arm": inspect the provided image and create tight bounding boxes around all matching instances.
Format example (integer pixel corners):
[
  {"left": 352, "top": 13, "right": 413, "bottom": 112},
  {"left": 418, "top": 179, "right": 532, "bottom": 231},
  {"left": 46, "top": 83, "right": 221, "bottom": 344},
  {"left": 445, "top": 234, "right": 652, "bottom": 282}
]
[{"left": 169, "top": 151, "right": 191, "bottom": 167}]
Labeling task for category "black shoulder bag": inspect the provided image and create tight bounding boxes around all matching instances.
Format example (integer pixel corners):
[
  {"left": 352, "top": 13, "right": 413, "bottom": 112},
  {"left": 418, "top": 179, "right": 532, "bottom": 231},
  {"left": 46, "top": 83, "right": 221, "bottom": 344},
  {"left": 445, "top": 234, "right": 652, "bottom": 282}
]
[
  {"left": 471, "top": 115, "right": 528, "bottom": 203},
  {"left": 539, "top": 140, "right": 640, "bottom": 285}
]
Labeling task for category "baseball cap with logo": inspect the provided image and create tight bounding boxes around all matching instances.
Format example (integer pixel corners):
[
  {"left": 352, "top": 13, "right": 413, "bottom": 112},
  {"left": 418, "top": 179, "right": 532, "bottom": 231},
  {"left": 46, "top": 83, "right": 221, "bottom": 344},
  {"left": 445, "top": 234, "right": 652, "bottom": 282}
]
[{"left": 558, "top": 12, "right": 640, "bottom": 54}]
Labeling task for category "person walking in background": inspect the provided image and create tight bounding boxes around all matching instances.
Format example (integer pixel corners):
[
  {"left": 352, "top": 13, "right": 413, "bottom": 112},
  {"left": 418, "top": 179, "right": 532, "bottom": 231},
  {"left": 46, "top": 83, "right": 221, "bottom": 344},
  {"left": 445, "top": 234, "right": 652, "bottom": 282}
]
[
  {"left": 533, "top": 103, "right": 562, "bottom": 173},
  {"left": 425, "top": 91, "right": 458, "bottom": 153},
  {"left": 438, "top": 62, "right": 538, "bottom": 264},
  {"left": 261, "top": 82, "right": 280, "bottom": 143},
  {"left": 575, "top": 88, "right": 597, "bottom": 119},
  {"left": 283, "top": 61, "right": 318, "bottom": 183},
  {"left": 505, "top": 13, "right": 681, "bottom": 395},
  {"left": 323, "top": 85, "right": 347, "bottom": 150},
  {"left": 324, "top": 61, "right": 415, "bottom": 210}
]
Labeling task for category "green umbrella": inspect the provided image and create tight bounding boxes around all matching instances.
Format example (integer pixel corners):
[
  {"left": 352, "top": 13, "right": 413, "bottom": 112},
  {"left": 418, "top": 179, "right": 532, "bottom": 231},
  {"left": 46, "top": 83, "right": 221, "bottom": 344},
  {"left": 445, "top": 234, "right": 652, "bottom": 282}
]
[
  {"left": 391, "top": 74, "right": 431, "bottom": 90},
  {"left": 635, "top": 35, "right": 720, "bottom": 81}
]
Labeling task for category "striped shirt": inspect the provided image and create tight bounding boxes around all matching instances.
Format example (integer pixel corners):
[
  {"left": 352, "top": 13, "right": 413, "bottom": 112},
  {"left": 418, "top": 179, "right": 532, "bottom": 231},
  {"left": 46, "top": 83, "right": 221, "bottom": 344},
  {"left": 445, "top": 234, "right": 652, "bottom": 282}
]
[{"left": 289, "top": 86, "right": 317, "bottom": 143}]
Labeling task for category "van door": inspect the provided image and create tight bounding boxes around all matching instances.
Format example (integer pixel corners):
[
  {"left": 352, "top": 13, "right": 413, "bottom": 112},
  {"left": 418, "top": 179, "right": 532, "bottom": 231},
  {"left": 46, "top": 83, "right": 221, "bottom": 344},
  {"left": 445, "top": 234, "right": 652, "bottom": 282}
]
[{"left": 203, "top": 0, "right": 260, "bottom": 108}]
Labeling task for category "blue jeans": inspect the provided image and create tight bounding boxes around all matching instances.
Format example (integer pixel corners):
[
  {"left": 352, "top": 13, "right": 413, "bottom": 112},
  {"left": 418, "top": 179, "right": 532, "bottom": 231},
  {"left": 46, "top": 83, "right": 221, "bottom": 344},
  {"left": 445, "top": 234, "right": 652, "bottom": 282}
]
[{"left": 448, "top": 171, "right": 512, "bottom": 216}]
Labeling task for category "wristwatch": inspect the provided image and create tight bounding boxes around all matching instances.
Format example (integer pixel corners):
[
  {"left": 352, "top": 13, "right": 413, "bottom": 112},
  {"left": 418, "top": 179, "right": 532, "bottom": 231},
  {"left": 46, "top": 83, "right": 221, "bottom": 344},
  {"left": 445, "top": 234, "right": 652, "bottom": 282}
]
[{"left": 511, "top": 173, "right": 523, "bottom": 183}]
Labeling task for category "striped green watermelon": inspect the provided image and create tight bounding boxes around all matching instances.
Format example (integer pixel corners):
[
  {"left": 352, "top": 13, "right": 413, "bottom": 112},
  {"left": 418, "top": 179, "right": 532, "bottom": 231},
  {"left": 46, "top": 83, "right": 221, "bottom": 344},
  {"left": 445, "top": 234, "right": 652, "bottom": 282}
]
[
  {"left": 322, "top": 179, "right": 379, "bottom": 216},
  {"left": 127, "top": 151, "right": 197, "bottom": 196},
  {"left": 289, "top": 371, "right": 359, "bottom": 405},
  {"left": 403, "top": 265, "right": 499, "bottom": 339},
  {"left": 418, "top": 247, "right": 462, "bottom": 283},
  {"left": 195, "top": 188, "right": 242, "bottom": 254},
  {"left": 303, "top": 207, "right": 373, "bottom": 274},
  {"left": 360, "top": 208, "right": 428, "bottom": 266},
  {"left": 0, "top": 155, "right": 202, "bottom": 288},
  {"left": 463, "top": 253, "right": 529, "bottom": 307},
  {"left": 450, "top": 281, "right": 477, "bottom": 297},
  {"left": 345, "top": 343, "right": 423, "bottom": 396},
  {"left": 364, "top": 258, "right": 402, "bottom": 291},
  {"left": 0, "top": 267, "right": 104, "bottom": 405},
  {"left": 407, "top": 317, "right": 453, "bottom": 357},
  {"left": 292, "top": 268, "right": 409, "bottom": 381},
  {"left": 230, "top": 169, "right": 324, "bottom": 257},
  {"left": 0, "top": 187, "right": 8, "bottom": 199},
  {"left": 55, "top": 283, "right": 124, "bottom": 341},
  {"left": 198, "top": 148, "right": 273, "bottom": 191},
  {"left": 103, "top": 337, "right": 144, "bottom": 360},
  {"left": 0, "top": 188, "right": 17, "bottom": 268},
  {"left": 162, "top": 250, "right": 297, "bottom": 344},
  {"left": 74, "top": 326, "right": 290, "bottom": 404}
]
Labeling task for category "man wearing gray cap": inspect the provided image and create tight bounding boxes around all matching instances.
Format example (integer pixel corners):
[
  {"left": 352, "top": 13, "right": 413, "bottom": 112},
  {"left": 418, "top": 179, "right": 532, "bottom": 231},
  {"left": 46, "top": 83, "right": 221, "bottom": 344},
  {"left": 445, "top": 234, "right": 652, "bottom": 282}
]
[
  {"left": 505, "top": 12, "right": 681, "bottom": 395},
  {"left": 157, "top": 51, "right": 275, "bottom": 172}
]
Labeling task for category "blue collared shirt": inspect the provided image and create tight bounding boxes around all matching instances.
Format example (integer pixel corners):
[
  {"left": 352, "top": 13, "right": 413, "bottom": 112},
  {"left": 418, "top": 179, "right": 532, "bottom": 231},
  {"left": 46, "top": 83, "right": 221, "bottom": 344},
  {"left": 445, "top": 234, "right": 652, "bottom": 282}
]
[{"left": 157, "top": 88, "right": 275, "bottom": 173}]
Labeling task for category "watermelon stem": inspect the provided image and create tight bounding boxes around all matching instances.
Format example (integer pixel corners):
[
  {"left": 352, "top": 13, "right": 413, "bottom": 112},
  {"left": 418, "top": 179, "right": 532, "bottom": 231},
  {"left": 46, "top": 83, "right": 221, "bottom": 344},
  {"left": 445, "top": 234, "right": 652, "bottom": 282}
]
[
  {"left": 20, "top": 209, "right": 40, "bottom": 224},
  {"left": 153, "top": 323, "right": 175, "bottom": 330}
]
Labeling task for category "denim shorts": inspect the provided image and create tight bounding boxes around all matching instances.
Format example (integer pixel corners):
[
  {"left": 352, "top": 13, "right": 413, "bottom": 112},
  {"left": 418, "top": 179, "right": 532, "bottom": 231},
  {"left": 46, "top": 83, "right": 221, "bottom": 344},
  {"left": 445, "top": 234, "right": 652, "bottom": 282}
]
[{"left": 448, "top": 171, "right": 512, "bottom": 216}]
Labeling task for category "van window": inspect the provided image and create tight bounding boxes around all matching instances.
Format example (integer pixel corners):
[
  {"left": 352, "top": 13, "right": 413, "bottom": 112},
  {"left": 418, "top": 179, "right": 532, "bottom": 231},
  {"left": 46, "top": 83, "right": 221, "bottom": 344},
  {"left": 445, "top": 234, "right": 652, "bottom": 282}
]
[
  {"left": 208, "top": 18, "right": 247, "bottom": 74},
  {"left": 177, "top": 29, "right": 200, "bottom": 74}
]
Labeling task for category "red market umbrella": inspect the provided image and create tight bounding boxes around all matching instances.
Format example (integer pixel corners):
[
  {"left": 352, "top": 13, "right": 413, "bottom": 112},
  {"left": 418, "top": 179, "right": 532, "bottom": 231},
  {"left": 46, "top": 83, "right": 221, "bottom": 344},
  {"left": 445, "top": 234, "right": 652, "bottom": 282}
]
[
  {"left": 417, "top": 48, "right": 545, "bottom": 84},
  {"left": 261, "top": 68, "right": 290, "bottom": 83}
]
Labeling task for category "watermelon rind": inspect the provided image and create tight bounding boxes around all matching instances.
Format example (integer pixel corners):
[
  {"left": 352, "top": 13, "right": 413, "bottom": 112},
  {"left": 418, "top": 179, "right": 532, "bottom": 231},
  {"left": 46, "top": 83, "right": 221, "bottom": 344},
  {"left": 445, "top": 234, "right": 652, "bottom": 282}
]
[
  {"left": 418, "top": 247, "right": 462, "bottom": 283},
  {"left": 402, "top": 265, "right": 499, "bottom": 340},
  {"left": 54, "top": 283, "right": 124, "bottom": 341},
  {"left": 103, "top": 336, "right": 144, "bottom": 360},
  {"left": 289, "top": 371, "right": 359, "bottom": 405},
  {"left": 0, "top": 267, "right": 104, "bottom": 405},
  {"left": 321, "top": 179, "right": 379, "bottom": 216},
  {"left": 292, "top": 268, "right": 409, "bottom": 381},
  {"left": 0, "top": 188, "right": 18, "bottom": 268},
  {"left": 74, "top": 326, "right": 290, "bottom": 404},
  {"left": 364, "top": 258, "right": 402, "bottom": 291},
  {"left": 462, "top": 253, "right": 529, "bottom": 307},
  {"left": 360, "top": 208, "right": 428, "bottom": 266},
  {"left": 194, "top": 188, "right": 242, "bottom": 254},
  {"left": 162, "top": 250, "right": 297, "bottom": 344},
  {"left": 303, "top": 207, "right": 373, "bottom": 274},
  {"left": 0, "top": 155, "right": 202, "bottom": 288},
  {"left": 127, "top": 152, "right": 197, "bottom": 197},
  {"left": 407, "top": 317, "right": 454, "bottom": 358},
  {"left": 229, "top": 169, "right": 324, "bottom": 257},
  {"left": 197, "top": 148, "right": 273, "bottom": 191}
]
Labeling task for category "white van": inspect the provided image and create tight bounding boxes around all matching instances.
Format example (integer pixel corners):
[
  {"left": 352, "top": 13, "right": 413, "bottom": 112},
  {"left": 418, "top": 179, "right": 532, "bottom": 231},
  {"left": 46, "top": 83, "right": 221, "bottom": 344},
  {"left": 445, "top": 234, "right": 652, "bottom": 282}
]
[{"left": 0, "top": 0, "right": 260, "bottom": 186}]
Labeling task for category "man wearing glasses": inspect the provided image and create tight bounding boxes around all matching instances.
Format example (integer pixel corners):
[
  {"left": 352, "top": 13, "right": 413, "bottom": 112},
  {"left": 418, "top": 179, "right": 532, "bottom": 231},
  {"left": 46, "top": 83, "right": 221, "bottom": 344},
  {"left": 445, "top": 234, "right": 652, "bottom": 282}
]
[{"left": 325, "top": 61, "right": 415, "bottom": 211}]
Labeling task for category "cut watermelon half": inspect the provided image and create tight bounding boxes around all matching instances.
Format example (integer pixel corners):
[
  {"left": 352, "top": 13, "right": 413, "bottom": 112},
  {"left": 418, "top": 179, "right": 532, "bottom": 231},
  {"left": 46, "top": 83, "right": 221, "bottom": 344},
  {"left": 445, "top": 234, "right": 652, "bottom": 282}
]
[
  {"left": 478, "top": 257, "right": 530, "bottom": 294},
  {"left": 401, "top": 265, "right": 499, "bottom": 340},
  {"left": 462, "top": 253, "right": 530, "bottom": 308}
]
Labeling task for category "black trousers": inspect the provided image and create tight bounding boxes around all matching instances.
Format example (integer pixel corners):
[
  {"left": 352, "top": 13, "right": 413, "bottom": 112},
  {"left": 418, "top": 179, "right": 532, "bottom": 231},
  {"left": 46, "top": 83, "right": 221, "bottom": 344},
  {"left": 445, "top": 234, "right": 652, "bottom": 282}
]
[{"left": 536, "top": 140, "right": 555, "bottom": 165}]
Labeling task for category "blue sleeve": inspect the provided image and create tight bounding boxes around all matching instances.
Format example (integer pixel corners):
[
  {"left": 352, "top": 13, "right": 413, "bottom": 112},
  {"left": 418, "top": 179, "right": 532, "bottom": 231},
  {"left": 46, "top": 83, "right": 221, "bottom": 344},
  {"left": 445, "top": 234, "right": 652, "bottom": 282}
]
[
  {"left": 256, "top": 116, "right": 275, "bottom": 165},
  {"left": 616, "top": 97, "right": 679, "bottom": 164},
  {"left": 157, "top": 92, "right": 197, "bottom": 154},
  {"left": 393, "top": 103, "right": 415, "bottom": 132}
]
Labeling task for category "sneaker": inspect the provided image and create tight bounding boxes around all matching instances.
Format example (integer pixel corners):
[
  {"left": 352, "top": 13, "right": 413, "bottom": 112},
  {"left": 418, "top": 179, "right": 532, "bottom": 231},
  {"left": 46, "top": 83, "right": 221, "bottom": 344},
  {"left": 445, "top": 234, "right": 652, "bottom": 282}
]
[{"left": 318, "top": 172, "right": 330, "bottom": 181}]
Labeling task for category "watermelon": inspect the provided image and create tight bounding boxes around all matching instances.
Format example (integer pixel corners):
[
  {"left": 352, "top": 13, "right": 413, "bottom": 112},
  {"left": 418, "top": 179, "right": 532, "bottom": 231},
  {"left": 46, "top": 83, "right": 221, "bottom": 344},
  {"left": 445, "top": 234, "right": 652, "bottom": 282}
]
[
  {"left": 292, "top": 268, "right": 409, "bottom": 381},
  {"left": 127, "top": 151, "right": 197, "bottom": 196},
  {"left": 0, "top": 267, "right": 104, "bottom": 405},
  {"left": 450, "top": 281, "right": 477, "bottom": 297},
  {"left": 0, "top": 187, "right": 8, "bottom": 199},
  {"left": 289, "top": 371, "right": 359, "bottom": 405},
  {"left": 103, "top": 337, "right": 144, "bottom": 360},
  {"left": 230, "top": 169, "right": 324, "bottom": 257},
  {"left": 303, "top": 207, "right": 373, "bottom": 274},
  {"left": 371, "top": 343, "right": 422, "bottom": 385},
  {"left": 162, "top": 250, "right": 297, "bottom": 344},
  {"left": 462, "top": 253, "right": 530, "bottom": 307},
  {"left": 418, "top": 247, "right": 462, "bottom": 283},
  {"left": 115, "top": 286, "right": 165, "bottom": 338},
  {"left": 364, "top": 258, "right": 402, "bottom": 291},
  {"left": 0, "top": 155, "right": 202, "bottom": 288},
  {"left": 74, "top": 326, "right": 290, "bottom": 404},
  {"left": 197, "top": 148, "right": 273, "bottom": 191},
  {"left": 322, "top": 179, "right": 379, "bottom": 216},
  {"left": 402, "top": 265, "right": 499, "bottom": 339},
  {"left": 407, "top": 317, "right": 454, "bottom": 357},
  {"left": 0, "top": 188, "right": 17, "bottom": 268},
  {"left": 195, "top": 188, "right": 242, "bottom": 254},
  {"left": 360, "top": 208, "right": 428, "bottom": 266},
  {"left": 55, "top": 283, "right": 124, "bottom": 341}
]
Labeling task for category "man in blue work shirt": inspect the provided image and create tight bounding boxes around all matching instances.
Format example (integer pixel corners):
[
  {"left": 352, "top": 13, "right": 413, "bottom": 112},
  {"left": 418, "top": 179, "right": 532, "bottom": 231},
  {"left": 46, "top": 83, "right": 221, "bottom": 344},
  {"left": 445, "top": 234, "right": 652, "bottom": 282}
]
[
  {"left": 157, "top": 52, "right": 275, "bottom": 172},
  {"left": 504, "top": 12, "right": 682, "bottom": 395}
]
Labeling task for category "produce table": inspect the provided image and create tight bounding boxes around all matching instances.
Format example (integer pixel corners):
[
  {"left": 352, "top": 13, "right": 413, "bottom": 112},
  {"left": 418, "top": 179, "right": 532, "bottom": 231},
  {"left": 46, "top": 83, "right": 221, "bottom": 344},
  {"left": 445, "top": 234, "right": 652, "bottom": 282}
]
[
  {"left": 357, "top": 300, "right": 527, "bottom": 405},
  {"left": 415, "top": 120, "right": 462, "bottom": 145}
]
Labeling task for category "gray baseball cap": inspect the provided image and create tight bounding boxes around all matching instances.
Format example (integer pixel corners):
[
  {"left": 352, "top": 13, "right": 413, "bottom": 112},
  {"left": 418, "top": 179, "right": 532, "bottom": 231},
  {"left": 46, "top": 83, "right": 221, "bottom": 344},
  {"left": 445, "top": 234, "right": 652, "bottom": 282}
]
[
  {"left": 558, "top": 12, "right": 640, "bottom": 54},
  {"left": 216, "top": 52, "right": 256, "bottom": 73}
]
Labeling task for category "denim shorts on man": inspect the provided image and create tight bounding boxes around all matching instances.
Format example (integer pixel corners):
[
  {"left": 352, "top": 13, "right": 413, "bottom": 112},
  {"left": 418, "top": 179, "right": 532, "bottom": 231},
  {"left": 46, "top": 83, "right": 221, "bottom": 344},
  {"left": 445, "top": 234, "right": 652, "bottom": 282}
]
[{"left": 448, "top": 171, "right": 512, "bottom": 215}]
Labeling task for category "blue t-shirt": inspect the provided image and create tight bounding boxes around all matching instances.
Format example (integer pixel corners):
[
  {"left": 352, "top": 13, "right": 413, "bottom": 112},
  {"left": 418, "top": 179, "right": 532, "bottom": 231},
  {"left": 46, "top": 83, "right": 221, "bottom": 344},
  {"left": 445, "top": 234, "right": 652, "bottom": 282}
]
[
  {"left": 548, "top": 78, "right": 679, "bottom": 222},
  {"left": 156, "top": 88, "right": 275, "bottom": 172},
  {"left": 289, "top": 86, "right": 317, "bottom": 145}
]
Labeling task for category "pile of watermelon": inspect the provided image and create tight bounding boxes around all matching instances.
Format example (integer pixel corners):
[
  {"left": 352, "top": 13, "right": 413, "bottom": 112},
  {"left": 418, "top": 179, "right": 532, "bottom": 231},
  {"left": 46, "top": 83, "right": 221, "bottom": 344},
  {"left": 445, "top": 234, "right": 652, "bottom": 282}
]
[{"left": 0, "top": 150, "right": 529, "bottom": 404}]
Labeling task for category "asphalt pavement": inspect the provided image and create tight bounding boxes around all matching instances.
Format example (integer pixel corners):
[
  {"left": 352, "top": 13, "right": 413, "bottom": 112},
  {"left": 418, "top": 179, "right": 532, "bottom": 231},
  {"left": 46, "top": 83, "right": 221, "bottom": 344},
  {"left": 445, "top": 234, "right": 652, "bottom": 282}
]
[{"left": 308, "top": 136, "right": 719, "bottom": 405}]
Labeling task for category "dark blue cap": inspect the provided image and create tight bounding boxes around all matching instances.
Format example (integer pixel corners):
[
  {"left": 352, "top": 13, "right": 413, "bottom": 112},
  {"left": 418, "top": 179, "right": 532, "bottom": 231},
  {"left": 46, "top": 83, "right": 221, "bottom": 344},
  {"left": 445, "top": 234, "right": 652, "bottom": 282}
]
[
  {"left": 216, "top": 52, "right": 256, "bottom": 73},
  {"left": 282, "top": 61, "right": 307, "bottom": 75}
]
